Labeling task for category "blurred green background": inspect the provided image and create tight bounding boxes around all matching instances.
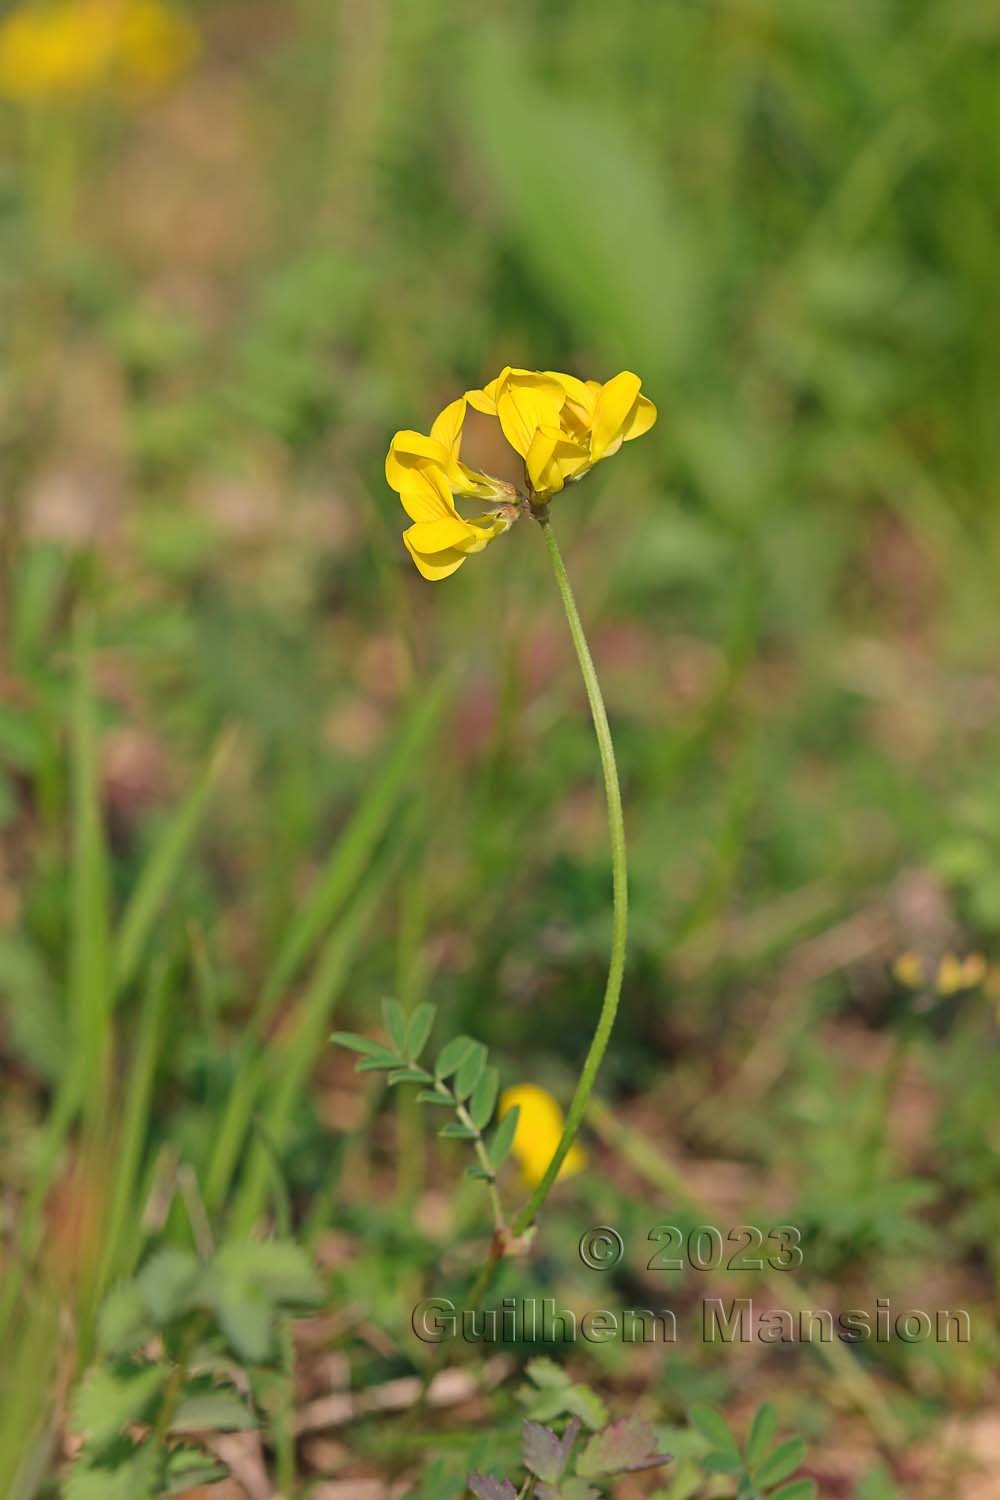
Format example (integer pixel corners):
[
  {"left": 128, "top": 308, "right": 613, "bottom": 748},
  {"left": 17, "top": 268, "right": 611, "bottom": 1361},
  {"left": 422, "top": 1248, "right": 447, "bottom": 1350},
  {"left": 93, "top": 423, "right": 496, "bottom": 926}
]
[{"left": 2, "top": 0, "right": 1000, "bottom": 1494}]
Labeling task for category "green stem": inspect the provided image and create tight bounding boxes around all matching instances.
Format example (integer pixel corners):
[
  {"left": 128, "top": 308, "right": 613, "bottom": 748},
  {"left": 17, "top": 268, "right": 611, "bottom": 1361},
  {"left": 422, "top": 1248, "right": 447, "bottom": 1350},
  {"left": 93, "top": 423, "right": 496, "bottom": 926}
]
[
  {"left": 275, "top": 1319, "right": 298, "bottom": 1498},
  {"left": 407, "top": 1068, "right": 507, "bottom": 1232},
  {"left": 512, "top": 514, "right": 628, "bottom": 1234},
  {"left": 861, "top": 1022, "right": 914, "bottom": 1185},
  {"left": 396, "top": 862, "right": 429, "bottom": 1209},
  {"left": 448, "top": 1086, "right": 506, "bottom": 1232}
]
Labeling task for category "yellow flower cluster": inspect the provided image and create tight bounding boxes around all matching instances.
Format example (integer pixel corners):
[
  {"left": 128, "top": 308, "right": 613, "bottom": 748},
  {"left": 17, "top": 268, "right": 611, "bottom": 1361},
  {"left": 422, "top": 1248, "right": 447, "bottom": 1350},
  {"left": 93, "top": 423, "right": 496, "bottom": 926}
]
[
  {"left": 892, "top": 949, "right": 988, "bottom": 997},
  {"left": 0, "top": 0, "right": 197, "bottom": 102},
  {"left": 384, "top": 395, "right": 519, "bottom": 583},
  {"left": 498, "top": 1083, "right": 586, "bottom": 1189},
  {"left": 386, "top": 367, "right": 656, "bottom": 580}
]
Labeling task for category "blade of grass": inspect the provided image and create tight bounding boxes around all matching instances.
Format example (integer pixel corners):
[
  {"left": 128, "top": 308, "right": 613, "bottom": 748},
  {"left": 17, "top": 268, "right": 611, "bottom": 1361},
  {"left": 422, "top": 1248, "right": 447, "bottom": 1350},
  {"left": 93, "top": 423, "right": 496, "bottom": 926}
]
[
  {"left": 274, "top": 1319, "right": 297, "bottom": 1500},
  {"left": 395, "top": 854, "right": 429, "bottom": 1209},
  {"left": 204, "top": 676, "right": 450, "bottom": 1211},
  {"left": 462, "top": 22, "right": 698, "bottom": 386},
  {"left": 113, "top": 728, "right": 237, "bottom": 998},
  {"left": 0, "top": 1071, "right": 81, "bottom": 1345},
  {"left": 0, "top": 719, "right": 232, "bottom": 1344},
  {"left": 10, "top": 541, "right": 68, "bottom": 671},
  {"left": 258, "top": 673, "right": 450, "bottom": 1020},
  {"left": 70, "top": 607, "right": 111, "bottom": 1136},
  {"left": 251, "top": 1119, "right": 294, "bottom": 1240},
  {"left": 95, "top": 958, "right": 172, "bottom": 1297},
  {"left": 188, "top": 920, "right": 224, "bottom": 1044},
  {"left": 0, "top": 1295, "right": 60, "bottom": 1500},
  {"left": 228, "top": 870, "right": 387, "bottom": 1235}
]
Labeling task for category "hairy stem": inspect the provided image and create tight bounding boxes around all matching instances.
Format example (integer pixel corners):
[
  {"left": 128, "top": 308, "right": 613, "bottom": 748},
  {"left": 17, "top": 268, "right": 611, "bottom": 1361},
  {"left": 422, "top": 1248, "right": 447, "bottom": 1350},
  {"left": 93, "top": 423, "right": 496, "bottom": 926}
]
[{"left": 512, "top": 513, "right": 628, "bottom": 1233}]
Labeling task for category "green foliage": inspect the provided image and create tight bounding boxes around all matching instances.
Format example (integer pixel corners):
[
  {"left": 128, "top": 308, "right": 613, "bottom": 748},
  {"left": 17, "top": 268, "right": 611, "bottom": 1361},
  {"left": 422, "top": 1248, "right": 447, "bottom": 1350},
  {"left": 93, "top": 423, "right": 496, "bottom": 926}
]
[
  {"left": 435, "top": 1035, "right": 478, "bottom": 1081},
  {"left": 487, "top": 1107, "right": 520, "bottom": 1169},
  {"left": 334, "top": 1006, "right": 516, "bottom": 1201},
  {"left": 64, "top": 1438, "right": 166, "bottom": 1500},
  {"left": 576, "top": 1417, "right": 669, "bottom": 1478},
  {"left": 856, "top": 1465, "right": 905, "bottom": 1499},
  {"left": 2, "top": 0, "right": 999, "bottom": 1491},
  {"left": 66, "top": 1239, "right": 321, "bottom": 1494},
  {"left": 689, "top": 1405, "right": 817, "bottom": 1500},
  {"left": 470, "top": 1407, "right": 670, "bottom": 1500},
  {"left": 518, "top": 1360, "right": 608, "bottom": 1432},
  {"left": 171, "top": 1381, "right": 255, "bottom": 1433},
  {"left": 72, "top": 1365, "right": 166, "bottom": 1452},
  {"left": 160, "top": 1448, "right": 229, "bottom": 1496},
  {"left": 464, "top": 24, "right": 697, "bottom": 386},
  {"left": 469, "top": 1395, "right": 812, "bottom": 1500}
]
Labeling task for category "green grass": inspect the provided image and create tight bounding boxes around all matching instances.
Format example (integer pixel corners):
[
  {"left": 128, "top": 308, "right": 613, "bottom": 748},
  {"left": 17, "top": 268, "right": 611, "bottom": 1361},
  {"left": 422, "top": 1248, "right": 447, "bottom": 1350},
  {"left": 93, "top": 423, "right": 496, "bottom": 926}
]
[{"left": 1, "top": 0, "right": 999, "bottom": 1494}]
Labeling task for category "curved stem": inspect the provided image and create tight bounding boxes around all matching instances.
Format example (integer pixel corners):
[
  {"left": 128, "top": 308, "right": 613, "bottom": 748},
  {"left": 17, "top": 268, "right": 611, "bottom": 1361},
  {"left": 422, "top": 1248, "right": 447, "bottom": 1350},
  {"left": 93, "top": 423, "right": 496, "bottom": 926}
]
[{"left": 512, "top": 514, "right": 628, "bottom": 1234}]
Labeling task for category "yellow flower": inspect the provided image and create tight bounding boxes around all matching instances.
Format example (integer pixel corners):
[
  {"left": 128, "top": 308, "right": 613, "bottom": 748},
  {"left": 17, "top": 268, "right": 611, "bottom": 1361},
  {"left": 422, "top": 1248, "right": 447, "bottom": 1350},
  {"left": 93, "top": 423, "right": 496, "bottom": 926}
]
[
  {"left": 388, "top": 369, "right": 655, "bottom": 579},
  {"left": 467, "top": 367, "right": 657, "bottom": 499},
  {"left": 893, "top": 949, "right": 989, "bottom": 996},
  {"left": 117, "top": 0, "right": 198, "bottom": 90},
  {"left": 498, "top": 1083, "right": 586, "bottom": 1189},
  {"left": 0, "top": 0, "right": 197, "bottom": 102},
  {"left": 935, "top": 951, "right": 987, "bottom": 997},
  {"left": 385, "top": 395, "right": 518, "bottom": 581},
  {"left": 891, "top": 950, "right": 925, "bottom": 990}
]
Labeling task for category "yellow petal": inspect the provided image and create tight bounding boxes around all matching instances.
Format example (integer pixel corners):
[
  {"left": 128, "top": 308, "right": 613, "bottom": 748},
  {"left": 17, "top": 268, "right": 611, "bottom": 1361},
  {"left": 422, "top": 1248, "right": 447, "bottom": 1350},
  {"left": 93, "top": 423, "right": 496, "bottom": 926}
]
[
  {"left": 524, "top": 427, "right": 565, "bottom": 497},
  {"left": 402, "top": 513, "right": 505, "bottom": 579},
  {"left": 465, "top": 369, "right": 508, "bottom": 414},
  {"left": 385, "top": 428, "right": 449, "bottom": 493},
  {"left": 623, "top": 393, "right": 657, "bottom": 442},
  {"left": 404, "top": 516, "right": 482, "bottom": 555},
  {"left": 544, "top": 370, "right": 596, "bottom": 413},
  {"left": 429, "top": 396, "right": 467, "bottom": 463},
  {"left": 498, "top": 1083, "right": 586, "bottom": 1187},
  {"left": 495, "top": 374, "right": 565, "bottom": 459},
  {"left": 590, "top": 371, "right": 642, "bottom": 462},
  {"left": 402, "top": 535, "right": 468, "bottom": 581},
  {"left": 389, "top": 429, "right": 443, "bottom": 461},
  {"left": 396, "top": 467, "right": 460, "bottom": 524},
  {"left": 525, "top": 425, "right": 588, "bottom": 497}
]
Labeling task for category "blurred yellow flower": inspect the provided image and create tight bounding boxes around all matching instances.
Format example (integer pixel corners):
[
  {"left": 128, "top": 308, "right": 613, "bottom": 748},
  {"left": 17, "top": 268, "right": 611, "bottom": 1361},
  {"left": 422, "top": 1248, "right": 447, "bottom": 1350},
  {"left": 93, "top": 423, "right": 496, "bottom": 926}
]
[
  {"left": 498, "top": 1083, "right": 586, "bottom": 1188},
  {"left": 117, "top": 0, "right": 197, "bottom": 88},
  {"left": 891, "top": 949, "right": 925, "bottom": 990},
  {"left": 936, "top": 951, "right": 987, "bottom": 997},
  {"left": 0, "top": 0, "right": 197, "bottom": 102},
  {"left": 385, "top": 395, "right": 518, "bottom": 581},
  {"left": 892, "top": 948, "right": 989, "bottom": 996},
  {"left": 467, "top": 367, "right": 657, "bottom": 499}
]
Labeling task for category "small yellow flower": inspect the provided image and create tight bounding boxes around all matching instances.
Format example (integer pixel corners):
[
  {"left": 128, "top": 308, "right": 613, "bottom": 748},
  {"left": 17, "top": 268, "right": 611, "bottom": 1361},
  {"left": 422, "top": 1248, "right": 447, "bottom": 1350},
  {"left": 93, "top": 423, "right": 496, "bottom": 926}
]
[
  {"left": 498, "top": 1083, "right": 586, "bottom": 1189},
  {"left": 467, "top": 367, "right": 657, "bottom": 500},
  {"left": 893, "top": 948, "right": 989, "bottom": 996},
  {"left": 0, "top": 0, "right": 197, "bottom": 102},
  {"left": 385, "top": 396, "right": 518, "bottom": 581},
  {"left": 892, "top": 950, "right": 925, "bottom": 990},
  {"left": 936, "top": 951, "right": 987, "bottom": 997},
  {"left": 389, "top": 369, "right": 656, "bottom": 579},
  {"left": 116, "top": 0, "right": 198, "bottom": 90}
]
